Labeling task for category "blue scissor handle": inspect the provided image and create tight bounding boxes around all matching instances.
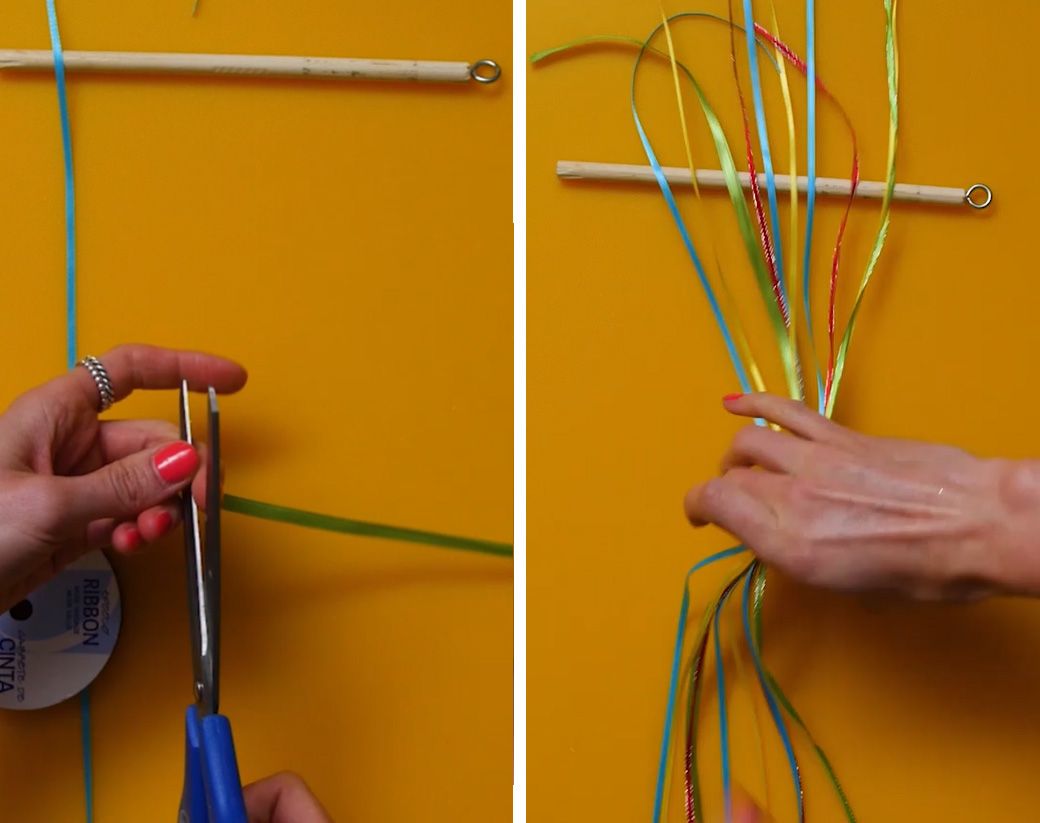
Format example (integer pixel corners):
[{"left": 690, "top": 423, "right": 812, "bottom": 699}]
[{"left": 179, "top": 706, "right": 248, "bottom": 823}]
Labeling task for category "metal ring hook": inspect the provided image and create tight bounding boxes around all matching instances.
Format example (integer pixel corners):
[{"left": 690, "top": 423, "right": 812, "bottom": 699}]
[
  {"left": 965, "top": 183, "right": 992, "bottom": 210},
  {"left": 470, "top": 59, "right": 501, "bottom": 84}
]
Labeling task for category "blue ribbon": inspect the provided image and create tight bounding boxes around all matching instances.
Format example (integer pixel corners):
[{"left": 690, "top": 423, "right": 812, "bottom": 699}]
[
  {"left": 741, "top": 566, "right": 803, "bottom": 820},
  {"left": 44, "top": 3, "right": 93, "bottom": 821},
  {"left": 46, "top": 0, "right": 76, "bottom": 373},
  {"left": 803, "top": 0, "right": 824, "bottom": 413},
  {"left": 740, "top": 0, "right": 785, "bottom": 306},
  {"left": 652, "top": 545, "right": 746, "bottom": 823},
  {"left": 630, "top": 52, "right": 752, "bottom": 394}
]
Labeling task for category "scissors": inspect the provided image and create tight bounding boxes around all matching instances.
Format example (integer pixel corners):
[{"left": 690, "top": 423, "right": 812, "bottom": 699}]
[{"left": 177, "top": 381, "right": 248, "bottom": 823}]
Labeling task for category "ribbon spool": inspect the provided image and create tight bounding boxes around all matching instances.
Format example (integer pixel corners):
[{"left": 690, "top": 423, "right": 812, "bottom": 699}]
[{"left": 0, "top": 551, "right": 121, "bottom": 711}]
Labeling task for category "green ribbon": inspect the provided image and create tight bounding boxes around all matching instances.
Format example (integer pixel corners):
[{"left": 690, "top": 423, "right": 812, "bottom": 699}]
[
  {"left": 222, "top": 495, "right": 513, "bottom": 558},
  {"left": 749, "top": 562, "right": 855, "bottom": 821},
  {"left": 826, "top": 0, "right": 899, "bottom": 415}
]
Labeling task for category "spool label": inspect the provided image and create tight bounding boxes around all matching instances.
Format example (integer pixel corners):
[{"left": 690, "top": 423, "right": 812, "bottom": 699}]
[{"left": 0, "top": 551, "right": 121, "bottom": 710}]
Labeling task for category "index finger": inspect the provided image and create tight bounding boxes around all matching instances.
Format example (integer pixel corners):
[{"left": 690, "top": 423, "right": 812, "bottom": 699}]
[
  {"left": 94, "top": 344, "right": 247, "bottom": 399},
  {"left": 723, "top": 392, "right": 847, "bottom": 445},
  {"left": 65, "top": 344, "right": 248, "bottom": 407}
]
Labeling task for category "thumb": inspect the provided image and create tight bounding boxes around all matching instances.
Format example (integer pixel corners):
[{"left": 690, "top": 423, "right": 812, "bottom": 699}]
[
  {"left": 66, "top": 441, "right": 199, "bottom": 523},
  {"left": 243, "top": 772, "right": 333, "bottom": 823}
]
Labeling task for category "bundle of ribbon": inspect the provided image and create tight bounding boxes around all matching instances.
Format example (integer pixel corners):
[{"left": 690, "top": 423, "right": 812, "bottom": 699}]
[{"left": 533, "top": 1, "right": 902, "bottom": 820}]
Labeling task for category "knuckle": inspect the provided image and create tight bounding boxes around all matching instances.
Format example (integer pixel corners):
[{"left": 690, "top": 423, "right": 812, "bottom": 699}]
[
  {"left": 273, "top": 770, "right": 308, "bottom": 792},
  {"left": 784, "top": 476, "right": 814, "bottom": 511},
  {"left": 697, "top": 477, "right": 729, "bottom": 516},
  {"left": 723, "top": 466, "right": 753, "bottom": 486},
  {"left": 107, "top": 461, "right": 148, "bottom": 511},
  {"left": 732, "top": 425, "right": 760, "bottom": 452},
  {"left": 782, "top": 394, "right": 806, "bottom": 415},
  {"left": 752, "top": 391, "right": 777, "bottom": 411},
  {"left": 155, "top": 421, "right": 179, "bottom": 442},
  {"left": 103, "top": 343, "right": 130, "bottom": 361}
]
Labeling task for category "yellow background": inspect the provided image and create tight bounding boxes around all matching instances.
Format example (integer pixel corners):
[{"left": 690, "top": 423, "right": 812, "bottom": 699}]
[
  {"left": 0, "top": 1, "right": 511, "bottom": 821},
  {"left": 530, "top": 1, "right": 1040, "bottom": 821}
]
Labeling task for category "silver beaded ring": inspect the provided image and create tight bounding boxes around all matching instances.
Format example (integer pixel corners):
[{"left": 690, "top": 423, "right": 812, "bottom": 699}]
[{"left": 78, "top": 355, "right": 116, "bottom": 412}]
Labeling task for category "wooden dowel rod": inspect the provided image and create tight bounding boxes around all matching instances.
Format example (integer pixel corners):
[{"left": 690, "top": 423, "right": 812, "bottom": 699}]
[
  {"left": 0, "top": 49, "right": 501, "bottom": 84},
  {"left": 557, "top": 160, "right": 990, "bottom": 207}
]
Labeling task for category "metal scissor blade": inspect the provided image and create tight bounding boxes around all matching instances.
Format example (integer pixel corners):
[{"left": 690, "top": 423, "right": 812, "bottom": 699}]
[
  {"left": 205, "top": 388, "right": 221, "bottom": 715},
  {"left": 180, "top": 380, "right": 213, "bottom": 715}
]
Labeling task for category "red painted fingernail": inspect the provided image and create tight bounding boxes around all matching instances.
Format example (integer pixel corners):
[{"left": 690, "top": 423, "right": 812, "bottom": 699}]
[
  {"left": 154, "top": 510, "right": 173, "bottom": 535},
  {"left": 123, "top": 527, "right": 142, "bottom": 552},
  {"left": 723, "top": 393, "right": 744, "bottom": 402},
  {"left": 154, "top": 442, "right": 199, "bottom": 484}
]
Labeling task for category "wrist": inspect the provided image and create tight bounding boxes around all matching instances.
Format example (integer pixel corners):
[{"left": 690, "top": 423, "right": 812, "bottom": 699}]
[{"left": 987, "top": 458, "right": 1040, "bottom": 595}]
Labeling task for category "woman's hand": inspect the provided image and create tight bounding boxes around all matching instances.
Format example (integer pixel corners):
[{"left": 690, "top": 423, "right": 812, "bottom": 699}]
[
  {"left": 0, "top": 344, "right": 246, "bottom": 610},
  {"left": 244, "top": 772, "right": 333, "bottom": 823},
  {"left": 684, "top": 393, "right": 1040, "bottom": 600}
]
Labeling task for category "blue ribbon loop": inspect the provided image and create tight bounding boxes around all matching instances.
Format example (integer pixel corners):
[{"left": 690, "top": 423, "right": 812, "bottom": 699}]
[
  {"left": 803, "top": 0, "right": 824, "bottom": 413},
  {"left": 630, "top": 40, "right": 752, "bottom": 395},
  {"left": 44, "top": 3, "right": 93, "bottom": 821},
  {"left": 46, "top": 0, "right": 76, "bottom": 374},
  {"left": 652, "top": 545, "right": 746, "bottom": 823}
]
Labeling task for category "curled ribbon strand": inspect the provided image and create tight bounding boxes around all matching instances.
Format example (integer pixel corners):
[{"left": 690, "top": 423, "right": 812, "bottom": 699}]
[
  {"left": 659, "top": 11, "right": 769, "bottom": 396},
  {"left": 727, "top": 1, "right": 787, "bottom": 330},
  {"left": 748, "top": 24, "right": 862, "bottom": 410},
  {"left": 826, "top": 0, "right": 899, "bottom": 416}
]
